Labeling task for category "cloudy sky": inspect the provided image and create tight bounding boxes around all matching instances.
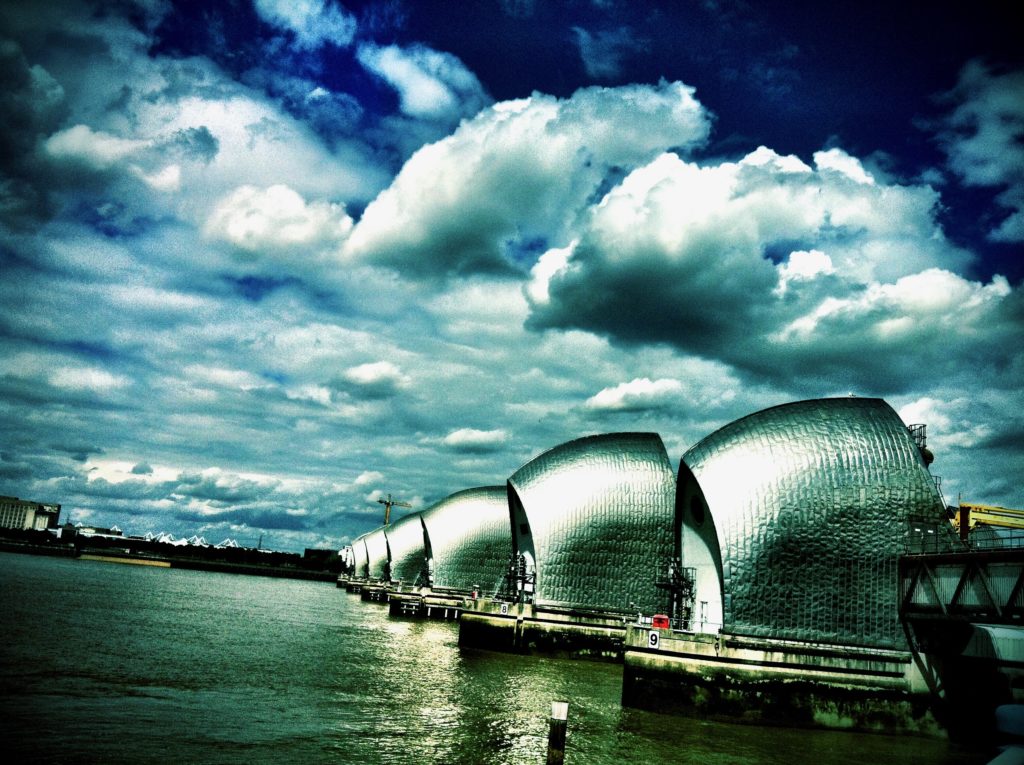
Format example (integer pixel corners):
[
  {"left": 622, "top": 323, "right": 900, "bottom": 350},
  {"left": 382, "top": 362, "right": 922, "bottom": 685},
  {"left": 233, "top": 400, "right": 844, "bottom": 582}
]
[{"left": 1, "top": 0, "right": 1021, "bottom": 553}]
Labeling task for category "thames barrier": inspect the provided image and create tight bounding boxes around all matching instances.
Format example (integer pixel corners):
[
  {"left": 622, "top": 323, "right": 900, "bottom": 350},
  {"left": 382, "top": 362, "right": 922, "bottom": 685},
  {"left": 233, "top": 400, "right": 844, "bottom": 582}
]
[{"left": 337, "top": 396, "right": 1024, "bottom": 745}]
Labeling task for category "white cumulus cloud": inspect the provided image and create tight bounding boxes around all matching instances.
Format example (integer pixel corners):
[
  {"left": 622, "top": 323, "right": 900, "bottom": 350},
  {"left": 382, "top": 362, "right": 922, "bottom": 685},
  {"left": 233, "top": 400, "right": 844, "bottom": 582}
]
[
  {"left": 343, "top": 361, "right": 407, "bottom": 387},
  {"left": 775, "top": 249, "right": 835, "bottom": 296},
  {"left": 357, "top": 43, "right": 490, "bottom": 121},
  {"left": 354, "top": 470, "right": 384, "bottom": 487},
  {"left": 586, "top": 378, "right": 685, "bottom": 412},
  {"left": 44, "top": 124, "right": 148, "bottom": 170},
  {"left": 50, "top": 367, "right": 130, "bottom": 392},
  {"left": 813, "top": 147, "right": 876, "bottom": 185},
  {"left": 205, "top": 184, "right": 353, "bottom": 256},
  {"left": 442, "top": 428, "right": 509, "bottom": 452},
  {"left": 253, "top": 0, "right": 357, "bottom": 49},
  {"left": 343, "top": 80, "right": 710, "bottom": 278}
]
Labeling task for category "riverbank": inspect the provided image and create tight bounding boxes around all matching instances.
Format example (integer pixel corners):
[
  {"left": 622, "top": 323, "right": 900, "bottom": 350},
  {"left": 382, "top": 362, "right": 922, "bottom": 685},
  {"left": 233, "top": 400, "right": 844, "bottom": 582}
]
[{"left": 0, "top": 538, "right": 337, "bottom": 582}]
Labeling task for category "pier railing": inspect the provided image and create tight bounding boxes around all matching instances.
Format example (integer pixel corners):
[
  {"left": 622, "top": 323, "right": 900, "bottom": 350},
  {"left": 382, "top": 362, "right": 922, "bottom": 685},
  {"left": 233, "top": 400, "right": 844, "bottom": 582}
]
[{"left": 904, "top": 524, "right": 1024, "bottom": 555}]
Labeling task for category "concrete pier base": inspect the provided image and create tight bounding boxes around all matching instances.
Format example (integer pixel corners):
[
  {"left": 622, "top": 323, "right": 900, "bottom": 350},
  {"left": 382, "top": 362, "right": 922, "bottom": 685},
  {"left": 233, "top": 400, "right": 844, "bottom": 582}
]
[
  {"left": 360, "top": 584, "right": 389, "bottom": 602},
  {"left": 388, "top": 591, "right": 465, "bottom": 620},
  {"left": 621, "top": 626, "right": 942, "bottom": 736},
  {"left": 459, "top": 600, "right": 626, "bottom": 660},
  {"left": 388, "top": 592, "right": 425, "bottom": 617}
]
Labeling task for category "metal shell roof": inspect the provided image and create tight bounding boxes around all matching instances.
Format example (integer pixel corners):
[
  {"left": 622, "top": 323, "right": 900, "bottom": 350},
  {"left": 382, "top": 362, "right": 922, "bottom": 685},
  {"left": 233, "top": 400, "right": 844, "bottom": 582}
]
[
  {"left": 384, "top": 512, "right": 426, "bottom": 585},
  {"left": 680, "top": 397, "right": 946, "bottom": 649},
  {"left": 362, "top": 526, "right": 390, "bottom": 581},
  {"left": 352, "top": 535, "right": 369, "bottom": 578},
  {"left": 509, "top": 432, "right": 675, "bottom": 614},
  {"left": 420, "top": 487, "right": 510, "bottom": 595}
]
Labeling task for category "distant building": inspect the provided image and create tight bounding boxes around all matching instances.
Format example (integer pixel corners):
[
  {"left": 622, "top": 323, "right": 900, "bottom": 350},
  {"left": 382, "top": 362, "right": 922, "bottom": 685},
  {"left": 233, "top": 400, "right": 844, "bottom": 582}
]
[
  {"left": 0, "top": 496, "right": 60, "bottom": 531},
  {"left": 338, "top": 545, "right": 355, "bottom": 574},
  {"left": 58, "top": 522, "right": 123, "bottom": 540},
  {"left": 303, "top": 548, "right": 338, "bottom": 564}
]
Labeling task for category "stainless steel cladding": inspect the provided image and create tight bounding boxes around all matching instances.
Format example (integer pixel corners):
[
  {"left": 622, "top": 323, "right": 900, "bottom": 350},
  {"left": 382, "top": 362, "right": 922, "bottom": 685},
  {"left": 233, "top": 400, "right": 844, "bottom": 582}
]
[
  {"left": 508, "top": 433, "right": 675, "bottom": 615},
  {"left": 679, "top": 397, "right": 946, "bottom": 649},
  {"left": 339, "top": 545, "right": 355, "bottom": 571},
  {"left": 363, "top": 526, "right": 390, "bottom": 581},
  {"left": 352, "top": 535, "right": 369, "bottom": 578},
  {"left": 385, "top": 512, "right": 425, "bottom": 585},
  {"left": 420, "top": 487, "right": 510, "bottom": 595}
]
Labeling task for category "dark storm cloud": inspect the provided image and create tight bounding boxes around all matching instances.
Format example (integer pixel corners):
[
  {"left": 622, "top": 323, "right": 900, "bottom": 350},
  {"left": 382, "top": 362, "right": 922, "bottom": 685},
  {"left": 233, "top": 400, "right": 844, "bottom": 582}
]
[
  {"left": 50, "top": 442, "right": 104, "bottom": 463},
  {"left": 977, "top": 426, "right": 1024, "bottom": 453},
  {"left": 0, "top": 38, "right": 66, "bottom": 224},
  {"left": 162, "top": 126, "right": 220, "bottom": 164},
  {"left": 245, "top": 509, "right": 312, "bottom": 532},
  {"left": 241, "top": 67, "right": 365, "bottom": 148},
  {"left": 190, "top": 504, "right": 312, "bottom": 532},
  {"left": 499, "top": 0, "right": 536, "bottom": 20},
  {"left": 0, "top": 457, "right": 33, "bottom": 481},
  {"left": 935, "top": 61, "right": 1024, "bottom": 243},
  {"left": 173, "top": 472, "right": 275, "bottom": 504},
  {"left": 571, "top": 25, "right": 644, "bottom": 80},
  {"left": 329, "top": 360, "right": 409, "bottom": 401},
  {"left": 69, "top": 476, "right": 163, "bottom": 501},
  {"left": 525, "top": 147, "right": 1020, "bottom": 395}
]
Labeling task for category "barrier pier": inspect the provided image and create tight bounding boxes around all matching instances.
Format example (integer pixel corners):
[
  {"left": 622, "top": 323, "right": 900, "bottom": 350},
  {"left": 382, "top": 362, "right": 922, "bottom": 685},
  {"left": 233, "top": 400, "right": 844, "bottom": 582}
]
[
  {"left": 459, "top": 599, "right": 627, "bottom": 660},
  {"left": 621, "top": 624, "right": 942, "bottom": 736}
]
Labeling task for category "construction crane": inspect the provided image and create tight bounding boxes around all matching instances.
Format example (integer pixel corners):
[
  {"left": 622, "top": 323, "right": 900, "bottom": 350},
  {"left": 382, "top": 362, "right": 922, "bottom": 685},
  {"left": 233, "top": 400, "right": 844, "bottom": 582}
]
[
  {"left": 952, "top": 501, "right": 1024, "bottom": 542},
  {"left": 377, "top": 493, "right": 411, "bottom": 526}
]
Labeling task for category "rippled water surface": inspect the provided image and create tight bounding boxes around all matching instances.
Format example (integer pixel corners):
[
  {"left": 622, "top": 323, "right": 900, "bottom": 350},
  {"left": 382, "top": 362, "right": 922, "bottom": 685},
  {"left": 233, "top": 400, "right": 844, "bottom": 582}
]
[{"left": 0, "top": 552, "right": 987, "bottom": 764}]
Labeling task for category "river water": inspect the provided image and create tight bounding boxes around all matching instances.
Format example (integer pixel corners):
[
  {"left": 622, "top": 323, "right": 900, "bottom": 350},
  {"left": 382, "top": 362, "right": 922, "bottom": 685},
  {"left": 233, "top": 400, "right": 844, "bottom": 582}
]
[{"left": 0, "top": 552, "right": 987, "bottom": 764}]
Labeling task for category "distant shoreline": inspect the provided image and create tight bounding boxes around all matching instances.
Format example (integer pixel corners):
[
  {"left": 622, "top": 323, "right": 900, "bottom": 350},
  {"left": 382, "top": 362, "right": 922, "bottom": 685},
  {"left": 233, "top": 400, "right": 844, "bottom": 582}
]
[{"left": 0, "top": 540, "right": 338, "bottom": 582}]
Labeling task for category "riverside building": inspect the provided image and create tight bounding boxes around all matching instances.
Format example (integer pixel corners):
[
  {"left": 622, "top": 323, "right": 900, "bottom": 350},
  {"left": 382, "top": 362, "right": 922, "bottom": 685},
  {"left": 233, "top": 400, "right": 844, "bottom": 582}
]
[{"left": 0, "top": 495, "right": 60, "bottom": 531}]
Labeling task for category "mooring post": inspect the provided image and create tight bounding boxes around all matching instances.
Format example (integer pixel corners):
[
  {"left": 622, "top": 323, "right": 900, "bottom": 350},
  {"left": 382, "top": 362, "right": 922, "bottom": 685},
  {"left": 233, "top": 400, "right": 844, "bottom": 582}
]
[{"left": 546, "top": 700, "right": 569, "bottom": 764}]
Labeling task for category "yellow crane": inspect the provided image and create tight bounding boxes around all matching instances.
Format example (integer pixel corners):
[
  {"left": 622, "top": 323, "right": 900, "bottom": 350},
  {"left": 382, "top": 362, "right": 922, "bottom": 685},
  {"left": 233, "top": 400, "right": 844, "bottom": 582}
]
[
  {"left": 377, "top": 493, "right": 411, "bottom": 526},
  {"left": 952, "top": 501, "right": 1024, "bottom": 541}
]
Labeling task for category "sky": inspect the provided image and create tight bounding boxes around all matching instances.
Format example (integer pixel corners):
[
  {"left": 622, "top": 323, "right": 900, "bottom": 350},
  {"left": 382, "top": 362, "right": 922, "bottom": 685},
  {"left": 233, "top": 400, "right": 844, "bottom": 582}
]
[{"left": 1, "top": 0, "right": 1022, "bottom": 553}]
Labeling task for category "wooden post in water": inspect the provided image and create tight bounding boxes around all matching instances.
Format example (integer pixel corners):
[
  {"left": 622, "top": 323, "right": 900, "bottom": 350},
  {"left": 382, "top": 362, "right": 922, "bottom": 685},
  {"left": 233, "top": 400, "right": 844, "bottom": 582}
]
[{"left": 547, "top": 700, "right": 569, "bottom": 764}]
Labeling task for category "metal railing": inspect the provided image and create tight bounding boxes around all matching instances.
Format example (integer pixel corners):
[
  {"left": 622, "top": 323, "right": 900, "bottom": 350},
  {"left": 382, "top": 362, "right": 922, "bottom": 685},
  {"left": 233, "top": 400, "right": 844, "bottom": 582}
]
[
  {"left": 965, "top": 528, "right": 1024, "bottom": 551},
  {"left": 904, "top": 525, "right": 1024, "bottom": 555}
]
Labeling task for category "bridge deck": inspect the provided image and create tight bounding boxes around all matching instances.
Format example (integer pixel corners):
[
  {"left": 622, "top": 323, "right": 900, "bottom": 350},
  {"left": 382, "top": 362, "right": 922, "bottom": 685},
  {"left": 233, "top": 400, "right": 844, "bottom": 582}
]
[{"left": 900, "top": 549, "right": 1024, "bottom": 626}]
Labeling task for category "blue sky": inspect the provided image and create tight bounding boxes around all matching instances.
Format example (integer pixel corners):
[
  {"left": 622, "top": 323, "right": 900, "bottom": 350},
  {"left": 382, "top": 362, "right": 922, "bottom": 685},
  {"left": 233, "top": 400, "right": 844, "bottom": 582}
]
[{"left": 1, "top": 0, "right": 1021, "bottom": 552}]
